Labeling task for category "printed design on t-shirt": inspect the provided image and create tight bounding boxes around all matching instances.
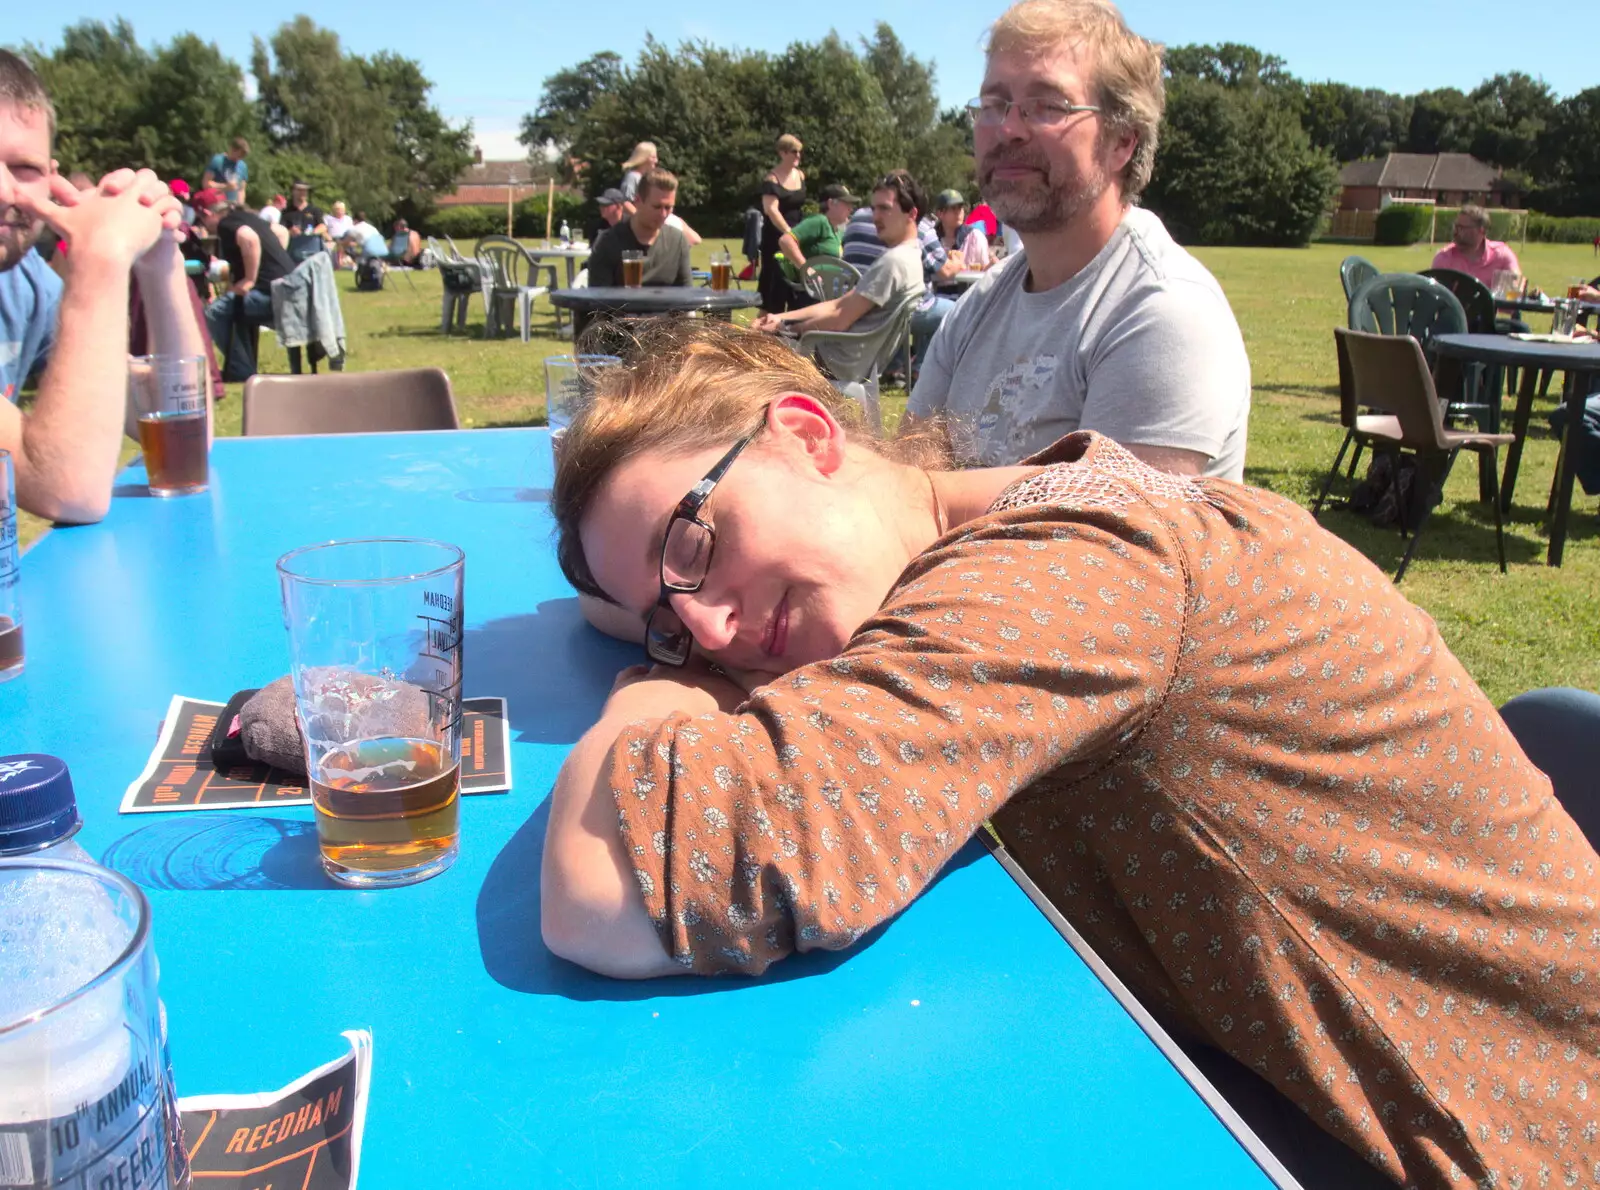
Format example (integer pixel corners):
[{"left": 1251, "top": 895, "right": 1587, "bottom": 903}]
[
  {"left": 973, "top": 353, "right": 1061, "bottom": 466},
  {"left": 1, "top": 340, "right": 20, "bottom": 402}
]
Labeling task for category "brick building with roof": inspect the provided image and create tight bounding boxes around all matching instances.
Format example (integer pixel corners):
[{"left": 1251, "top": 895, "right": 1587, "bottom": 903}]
[{"left": 1336, "top": 153, "right": 1519, "bottom": 211}]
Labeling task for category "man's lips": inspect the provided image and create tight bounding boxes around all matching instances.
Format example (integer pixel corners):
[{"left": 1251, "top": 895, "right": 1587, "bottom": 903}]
[{"left": 761, "top": 594, "right": 789, "bottom": 658}]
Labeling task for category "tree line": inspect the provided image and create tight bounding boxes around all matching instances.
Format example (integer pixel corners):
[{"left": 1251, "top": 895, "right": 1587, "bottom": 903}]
[
  {"left": 13, "top": 20, "right": 1595, "bottom": 247},
  {"left": 523, "top": 35, "right": 1599, "bottom": 246},
  {"left": 14, "top": 18, "right": 472, "bottom": 226}
]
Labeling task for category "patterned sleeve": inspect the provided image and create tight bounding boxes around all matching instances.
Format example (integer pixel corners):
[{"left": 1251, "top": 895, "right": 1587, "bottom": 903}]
[{"left": 604, "top": 497, "right": 1189, "bottom": 974}]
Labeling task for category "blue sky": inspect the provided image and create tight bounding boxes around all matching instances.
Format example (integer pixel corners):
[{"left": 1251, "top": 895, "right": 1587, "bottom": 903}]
[{"left": 12, "top": 1, "right": 1592, "bottom": 161}]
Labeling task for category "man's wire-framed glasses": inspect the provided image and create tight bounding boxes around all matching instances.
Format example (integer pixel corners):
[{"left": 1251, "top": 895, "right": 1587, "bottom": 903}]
[
  {"left": 643, "top": 420, "right": 766, "bottom": 666},
  {"left": 965, "top": 97, "right": 1102, "bottom": 127}
]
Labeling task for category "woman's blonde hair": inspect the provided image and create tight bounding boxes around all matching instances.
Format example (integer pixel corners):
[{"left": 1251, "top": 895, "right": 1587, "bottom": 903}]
[
  {"left": 987, "top": 0, "right": 1165, "bottom": 201},
  {"left": 621, "top": 141, "right": 657, "bottom": 172},
  {"left": 553, "top": 321, "right": 946, "bottom": 601},
  {"left": 776, "top": 133, "right": 804, "bottom": 154}
]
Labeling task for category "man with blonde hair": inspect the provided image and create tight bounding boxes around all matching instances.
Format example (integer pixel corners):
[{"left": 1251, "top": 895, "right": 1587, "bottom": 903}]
[{"left": 906, "top": 0, "right": 1250, "bottom": 481}]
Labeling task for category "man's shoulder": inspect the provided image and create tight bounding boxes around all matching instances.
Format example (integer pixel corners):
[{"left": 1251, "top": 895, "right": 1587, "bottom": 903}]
[{"left": 0, "top": 249, "right": 64, "bottom": 313}]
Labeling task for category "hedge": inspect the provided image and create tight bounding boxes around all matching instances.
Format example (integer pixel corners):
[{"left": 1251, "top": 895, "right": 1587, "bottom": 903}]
[
  {"left": 1526, "top": 213, "right": 1600, "bottom": 244},
  {"left": 422, "top": 192, "right": 590, "bottom": 242},
  {"left": 1374, "top": 204, "right": 1433, "bottom": 245}
]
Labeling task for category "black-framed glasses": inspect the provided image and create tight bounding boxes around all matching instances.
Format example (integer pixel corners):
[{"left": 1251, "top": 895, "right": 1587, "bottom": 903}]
[
  {"left": 643, "top": 420, "right": 765, "bottom": 666},
  {"left": 965, "top": 97, "right": 1101, "bottom": 128}
]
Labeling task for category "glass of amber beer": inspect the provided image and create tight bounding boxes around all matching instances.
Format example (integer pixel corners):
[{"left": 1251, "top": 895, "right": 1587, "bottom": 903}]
[
  {"left": 128, "top": 355, "right": 210, "bottom": 497},
  {"left": 709, "top": 249, "right": 732, "bottom": 291},
  {"left": 621, "top": 250, "right": 644, "bottom": 288},
  {"left": 277, "top": 539, "right": 465, "bottom": 888},
  {"left": 0, "top": 451, "right": 20, "bottom": 682}
]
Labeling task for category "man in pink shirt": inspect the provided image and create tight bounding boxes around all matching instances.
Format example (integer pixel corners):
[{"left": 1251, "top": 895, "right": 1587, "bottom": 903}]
[{"left": 1432, "top": 204, "right": 1520, "bottom": 288}]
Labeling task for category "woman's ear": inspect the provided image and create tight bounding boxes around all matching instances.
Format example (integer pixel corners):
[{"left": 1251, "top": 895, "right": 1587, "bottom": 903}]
[{"left": 768, "top": 393, "right": 847, "bottom": 477}]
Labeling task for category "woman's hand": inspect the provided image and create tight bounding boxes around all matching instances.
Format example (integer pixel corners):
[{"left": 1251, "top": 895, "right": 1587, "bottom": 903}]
[
  {"left": 603, "top": 659, "right": 748, "bottom": 721},
  {"left": 752, "top": 313, "right": 783, "bottom": 333}
]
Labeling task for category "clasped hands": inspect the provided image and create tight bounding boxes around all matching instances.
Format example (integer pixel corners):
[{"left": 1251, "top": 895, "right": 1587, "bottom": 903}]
[{"left": 14, "top": 168, "right": 186, "bottom": 277}]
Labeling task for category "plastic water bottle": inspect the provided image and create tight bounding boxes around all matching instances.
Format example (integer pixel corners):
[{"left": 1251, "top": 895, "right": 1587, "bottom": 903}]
[
  {"left": 0, "top": 755, "right": 187, "bottom": 1188},
  {"left": 560, "top": 220, "right": 571, "bottom": 245}
]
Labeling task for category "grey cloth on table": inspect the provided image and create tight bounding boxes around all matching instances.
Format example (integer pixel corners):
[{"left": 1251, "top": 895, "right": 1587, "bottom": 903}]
[
  {"left": 239, "top": 676, "right": 307, "bottom": 773},
  {"left": 271, "top": 252, "right": 346, "bottom": 364},
  {"left": 240, "top": 673, "right": 435, "bottom": 775}
]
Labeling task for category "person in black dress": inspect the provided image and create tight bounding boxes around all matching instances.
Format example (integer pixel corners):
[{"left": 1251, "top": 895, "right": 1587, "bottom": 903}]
[{"left": 757, "top": 133, "right": 807, "bottom": 314}]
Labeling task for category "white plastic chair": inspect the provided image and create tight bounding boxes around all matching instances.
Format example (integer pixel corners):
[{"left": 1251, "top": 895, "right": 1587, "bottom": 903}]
[{"left": 796, "top": 291, "right": 921, "bottom": 430}]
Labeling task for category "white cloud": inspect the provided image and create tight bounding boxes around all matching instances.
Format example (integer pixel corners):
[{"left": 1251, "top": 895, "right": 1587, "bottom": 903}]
[{"left": 472, "top": 123, "right": 529, "bottom": 162}]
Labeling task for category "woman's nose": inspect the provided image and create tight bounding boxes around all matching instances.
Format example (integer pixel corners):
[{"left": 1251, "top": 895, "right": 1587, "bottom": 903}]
[{"left": 671, "top": 588, "right": 738, "bottom": 654}]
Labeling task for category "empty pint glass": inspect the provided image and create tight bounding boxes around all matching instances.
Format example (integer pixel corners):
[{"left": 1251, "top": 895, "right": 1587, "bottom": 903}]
[
  {"left": 543, "top": 355, "right": 621, "bottom": 471},
  {"left": 278, "top": 539, "right": 465, "bottom": 888},
  {"left": 0, "top": 451, "right": 20, "bottom": 681},
  {"left": 128, "top": 356, "right": 210, "bottom": 497},
  {"left": 0, "top": 858, "right": 189, "bottom": 1189}
]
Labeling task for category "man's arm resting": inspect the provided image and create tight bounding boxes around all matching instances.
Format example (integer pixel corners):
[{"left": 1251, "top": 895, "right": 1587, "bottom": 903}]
[
  {"left": 775, "top": 290, "right": 874, "bottom": 334},
  {"left": 5, "top": 254, "right": 134, "bottom": 522},
  {"left": 234, "top": 225, "right": 261, "bottom": 290}
]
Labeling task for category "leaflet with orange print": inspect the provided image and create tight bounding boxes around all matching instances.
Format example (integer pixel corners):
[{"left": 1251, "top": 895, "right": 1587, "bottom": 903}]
[{"left": 179, "top": 1030, "right": 371, "bottom": 1190}]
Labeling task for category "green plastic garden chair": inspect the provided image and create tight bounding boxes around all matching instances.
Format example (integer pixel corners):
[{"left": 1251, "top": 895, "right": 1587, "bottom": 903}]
[{"left": 1339, "top": 255, "right": 1379, "bottom": 304}]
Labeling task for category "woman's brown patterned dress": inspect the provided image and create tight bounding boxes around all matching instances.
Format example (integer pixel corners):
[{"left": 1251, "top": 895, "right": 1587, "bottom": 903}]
[{"left": 603, "top": 433, "right": 1599, "bottom": 1188}]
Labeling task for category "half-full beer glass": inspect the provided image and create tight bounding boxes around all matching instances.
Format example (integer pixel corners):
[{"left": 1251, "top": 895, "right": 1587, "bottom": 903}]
[
  {"left": 277, "top": 539, "right": 465, "bottom": 888},
  {"left": 0, "top": 451, "right": 20, "bottom": 681},
  {"left": 128, "top": 356, "right": 210, "bottom": 497}
]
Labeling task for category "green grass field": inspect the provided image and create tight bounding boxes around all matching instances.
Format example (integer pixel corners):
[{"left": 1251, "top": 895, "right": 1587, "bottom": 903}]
[{"left": 18, "top": 237, "right": 1600, "bottom": 703}]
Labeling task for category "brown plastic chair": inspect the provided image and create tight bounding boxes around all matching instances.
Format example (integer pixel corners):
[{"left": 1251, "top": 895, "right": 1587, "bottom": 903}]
[
  {"left": 1332, "top": 327, "right": 1514, "bottom": 581},
  {"left": 242, "top": 368, "right": 460, "bottom": 437}
]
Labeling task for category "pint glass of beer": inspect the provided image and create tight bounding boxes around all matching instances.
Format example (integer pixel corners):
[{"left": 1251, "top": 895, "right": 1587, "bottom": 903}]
[
  {"left": 621, "top": 250, "right": 644, "bottom": 288},
  {"left": 128, "top": 355, "right": 210, "bottom": 497},
  {"left": 709, "top": 249, "right": 732, "bottom": 291},
  {"left": 0, "top": 451, "right": 20, "bottom": 682},
  {"left": 278, "top": 539, "right": 465, "bottom": 888},
  {"left": 544, "top": 354, "right": 621, "bottom": 471}
]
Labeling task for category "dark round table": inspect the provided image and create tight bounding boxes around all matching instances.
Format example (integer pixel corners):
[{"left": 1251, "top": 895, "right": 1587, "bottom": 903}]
[
  {"left": 1433, "top": 332, "right": 1600, "bottom": 566},
  {"left": 549, "top": 287, "right": 761, "bottom": 316}
]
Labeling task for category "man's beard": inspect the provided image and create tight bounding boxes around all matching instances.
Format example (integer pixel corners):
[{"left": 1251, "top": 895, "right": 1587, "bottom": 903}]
[
  {"left": 979, "top": 143, "right": 1110, "bottom": 234},
  {"left": 0, "top": 211, "right": 42, "bottom": 274}
]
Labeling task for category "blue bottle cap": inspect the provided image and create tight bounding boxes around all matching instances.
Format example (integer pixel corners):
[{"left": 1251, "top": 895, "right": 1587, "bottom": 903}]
[{"left": 0, "top": 754, "right": 81, "bottom": 854}]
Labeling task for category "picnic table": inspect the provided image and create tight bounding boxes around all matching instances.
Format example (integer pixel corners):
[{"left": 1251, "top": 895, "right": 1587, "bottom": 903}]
[
  {"left": 1433, "top": 332, "right": 1600, "bottom": 566},
  {"left": 0, "top": 428, "right": 1292, "bottom": 1187},
  {"left": 523, "top": 243, "right": 591, "bottom": 288},
  {"left": 549, "top": 286, "right": 761, "bottom": 317}
]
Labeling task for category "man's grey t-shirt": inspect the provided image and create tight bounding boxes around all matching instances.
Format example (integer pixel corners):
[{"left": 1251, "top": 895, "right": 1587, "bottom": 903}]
[
  {"left": 908, "top": 206, "right": 1251, "bottom": 481},
  {"left": 816, "top": 239, "right": 922, "bottom": 381}
]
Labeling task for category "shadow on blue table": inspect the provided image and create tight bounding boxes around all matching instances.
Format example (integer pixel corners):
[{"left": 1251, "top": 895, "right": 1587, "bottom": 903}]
[
  {"left": 103, "top": 815, "right": 339, "bottom": 891},
  {"left": 112, "top": 483, "right": 158, "bottom": 499},
  {"left": 465, "top": 601, "right": 638, "bottom": 745},
  {"left": 475, "top": 800, "right": 987, "bottom": 1001}
]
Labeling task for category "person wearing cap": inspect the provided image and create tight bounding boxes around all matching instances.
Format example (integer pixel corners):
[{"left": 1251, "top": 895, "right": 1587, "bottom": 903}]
[
  {"left": 587, "top": 188, "right": 628, "bottom": 248},
  {"left": 281, "top": 182, "right": 326, "bottom": 241},
  {"left": 0, "top": 50, "right": 205, "bottom": 523},
  {"left": 193, "top": 185, "right": 295, "bottom": 375},
  {"left": 931, "top": 188, "right": 992, "bottom": 282},
  {"left": 258, "top": 193, "right": 285, "bottom": 227},
  {"left": 775, "top": 182, "right": 855, "bottom": 290}
]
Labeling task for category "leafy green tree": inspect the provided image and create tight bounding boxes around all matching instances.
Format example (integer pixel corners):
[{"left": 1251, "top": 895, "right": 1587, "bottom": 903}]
[
  {"left": 1532, "top": 88, "right": 1600, "bottom": 216},
  {"left": 250, "top": 18, "right": 470, "bottom": 221},
  {"left": 518, "top": 52, "right": 623, "bottom": 158},
  {"left": 1404, "top": 88, "right": 1474, "bottom": 154},
  {"left": 21, "top": 20, "right": 255, "bottom": 185},
  {"left": 1302, "top": 82, "right": 1410, "bottom": 162},
  {"left": 1465, "top": 72, "right": 1553, "bottom": 174},
  {"left": 1145, "top": 76, "right": 1337, "bottom": 246}
]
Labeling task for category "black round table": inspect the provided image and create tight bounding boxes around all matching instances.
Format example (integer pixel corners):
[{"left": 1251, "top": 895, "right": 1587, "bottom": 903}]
[
  {"left": 1432, "top": 332, "right": 1600, "bottom": 566},
  {"left": 549, "top": 287, "right": 761, "bottom": 316}
]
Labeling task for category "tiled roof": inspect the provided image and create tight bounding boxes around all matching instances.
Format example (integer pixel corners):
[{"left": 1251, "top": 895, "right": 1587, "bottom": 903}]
[{"left": 1338, "top": 153, "right": 1500, "bottom": 192}]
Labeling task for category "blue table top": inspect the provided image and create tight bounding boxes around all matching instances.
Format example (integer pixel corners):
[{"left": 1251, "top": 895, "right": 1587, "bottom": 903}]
[{"left": 0, "top": 430, "right": 1280, "bottom": 1188}]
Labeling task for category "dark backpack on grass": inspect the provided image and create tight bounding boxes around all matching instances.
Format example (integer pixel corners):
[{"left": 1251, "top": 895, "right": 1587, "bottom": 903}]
[
  {"left": 355, "top": 257, "right": 385, "bottom": 291},
  {"left": 1348, "top": 451, "right": 1440, "bottom": 532}
]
